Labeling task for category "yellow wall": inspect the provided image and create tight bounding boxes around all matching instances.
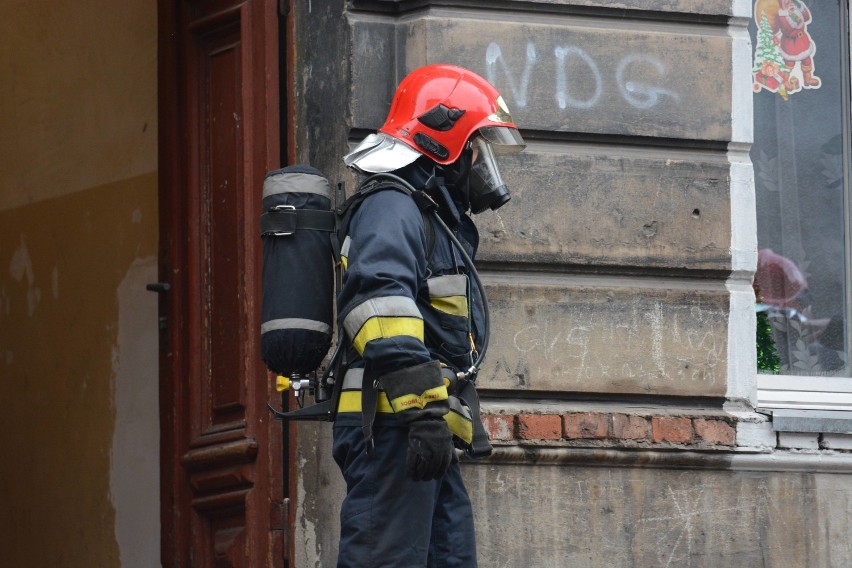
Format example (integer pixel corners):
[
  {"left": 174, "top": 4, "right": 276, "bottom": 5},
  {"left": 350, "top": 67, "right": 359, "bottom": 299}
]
[
  {"left": 0, "top": 0, "right": 157, "bottom": 210},
  {"left": 0, "top": 2, "right": 158, "bottom": 566}
]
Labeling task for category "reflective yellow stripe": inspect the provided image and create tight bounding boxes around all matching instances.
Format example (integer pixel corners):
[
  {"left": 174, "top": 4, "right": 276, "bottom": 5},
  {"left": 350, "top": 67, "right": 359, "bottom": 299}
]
[
  {"left": 389, "top": 385, "right": 448, "bottom": 413},
  {"left": 344, "top": 296, "right": 424, "bottom": 354},
  {"left": 341, "top": 255, "right": 348, "bottom": 270},
  {"left": 444, "top": 409, "right": 473, "bottom": 444},
  {"left": 427, "top": 274, "right": 469, "bottom": 316},
  {"left": 352, "top": 316, "right": 424, "bottom": 354},
  {"left": 345, "top": 296, "right": 422, "bottom": 329},
  {"left": 338, "top": 390, "right": 394, "bottom": 413},
  {"left": 430, "top": 295, "right": 468, "bottom": 316}
]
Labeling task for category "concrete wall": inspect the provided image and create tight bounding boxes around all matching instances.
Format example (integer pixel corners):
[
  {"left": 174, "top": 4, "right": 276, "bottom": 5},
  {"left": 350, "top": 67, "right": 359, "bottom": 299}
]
[
  {"left": 0, "top": 2, "right": 159, "bottom": 566},
  {"left": 294, "top": 0, "right": 755, "bottom": 399},
  {"left": 289, "top": 1, "right": 852, "bottom": 567},
  {"left": 468, "top": 459, "right": 852, "bottom": 567}
]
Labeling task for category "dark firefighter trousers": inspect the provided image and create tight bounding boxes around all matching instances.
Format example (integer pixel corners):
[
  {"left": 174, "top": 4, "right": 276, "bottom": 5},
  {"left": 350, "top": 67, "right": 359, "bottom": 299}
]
[{"left": 332, "top": 422, "right": 477, "bottom": 568}]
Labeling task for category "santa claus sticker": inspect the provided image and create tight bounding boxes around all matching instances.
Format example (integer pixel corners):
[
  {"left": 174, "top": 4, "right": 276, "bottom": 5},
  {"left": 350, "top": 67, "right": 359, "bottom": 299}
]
[{"left": 753, "top": 0, "right": 822, "bottom": 99}]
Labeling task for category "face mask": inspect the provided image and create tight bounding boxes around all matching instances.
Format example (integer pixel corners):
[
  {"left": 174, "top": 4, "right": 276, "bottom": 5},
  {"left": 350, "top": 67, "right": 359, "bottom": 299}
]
[{"left": 468, "top": 136, "right": 511, "bottom": 213}]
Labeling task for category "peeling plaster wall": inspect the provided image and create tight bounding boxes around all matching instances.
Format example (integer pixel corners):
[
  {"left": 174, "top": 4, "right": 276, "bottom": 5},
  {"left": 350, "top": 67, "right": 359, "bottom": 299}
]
[
  {"left": 112, "top": 257, "right": 160, "bottom": 568},
  {"left": 0, "top": 176, "right": 159, "bottom": 567},
  {"left": 0, "top": 1, "right": 158, "bottom": 566}
]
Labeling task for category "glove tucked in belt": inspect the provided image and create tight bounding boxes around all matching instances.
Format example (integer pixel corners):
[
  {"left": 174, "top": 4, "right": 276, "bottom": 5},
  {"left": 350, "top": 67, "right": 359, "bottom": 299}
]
[{"left": 380, "top": 360, "right": 454, "bottom": 481}]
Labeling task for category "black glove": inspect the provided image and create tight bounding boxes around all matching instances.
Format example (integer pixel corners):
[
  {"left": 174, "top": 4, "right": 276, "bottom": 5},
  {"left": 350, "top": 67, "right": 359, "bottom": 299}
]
[
  {"left": 380, "top": 360, "right": 455, "bottom": 481},
  {"left": 406, "top": 419, "right": 454, "bottom": 481}
]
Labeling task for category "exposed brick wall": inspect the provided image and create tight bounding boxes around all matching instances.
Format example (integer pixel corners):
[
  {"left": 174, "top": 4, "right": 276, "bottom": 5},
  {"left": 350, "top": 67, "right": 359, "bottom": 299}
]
[
  {"left": 612, "top": 414, "right": 650, "bottom": 440},
  {"left": 694, "top": 418, "right": 736, "bottom": 446},
  {"left": 482, "top": 415, "right": 515, "bottom": 442},
  {"left": 482, "top": 411, "right": 738, "bottom": 450},
  {"left": 563, "top": 413, "right": 608, "bottom": 439},
  {"left": 517, "top": 414, "right": 562, "bottom": 440},
  {"left": 652, "top": 417, "right": 693, "bottom": 443}
]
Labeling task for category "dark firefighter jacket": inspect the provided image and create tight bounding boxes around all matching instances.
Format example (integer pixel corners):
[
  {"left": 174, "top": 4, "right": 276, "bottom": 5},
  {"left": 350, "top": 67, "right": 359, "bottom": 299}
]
[{"left": 335, "top": 177, "right": 485, "bottom": 442}]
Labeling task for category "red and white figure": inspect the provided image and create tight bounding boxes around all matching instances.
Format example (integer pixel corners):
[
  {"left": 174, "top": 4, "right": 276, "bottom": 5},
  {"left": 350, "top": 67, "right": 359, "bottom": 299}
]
[{"left": 753, "top": 0, "right": 821, "bottom": 97}]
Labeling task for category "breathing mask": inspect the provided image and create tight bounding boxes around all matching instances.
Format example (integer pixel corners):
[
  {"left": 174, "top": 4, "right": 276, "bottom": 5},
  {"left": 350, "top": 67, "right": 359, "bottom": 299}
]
[{"left": 467, "top": 136, "right": 511, "bottom": 213}]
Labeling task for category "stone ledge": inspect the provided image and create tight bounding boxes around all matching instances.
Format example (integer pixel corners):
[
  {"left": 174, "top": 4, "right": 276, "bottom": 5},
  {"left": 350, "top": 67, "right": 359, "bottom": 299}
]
[{"left": 465, "top": 446, "right": 852, "bottom": 473}]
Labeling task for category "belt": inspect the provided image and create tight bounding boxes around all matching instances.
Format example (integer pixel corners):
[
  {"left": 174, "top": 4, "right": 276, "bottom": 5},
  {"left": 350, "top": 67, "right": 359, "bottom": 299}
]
[
  {"left": 338, "top": 366, "right": 461, "bottom": 410},
  {"left": 337, "top": 367, "right": 474, "bottom": 445},
  {"left": 338, "top": 368, "right": 393, "bottom": 414}
]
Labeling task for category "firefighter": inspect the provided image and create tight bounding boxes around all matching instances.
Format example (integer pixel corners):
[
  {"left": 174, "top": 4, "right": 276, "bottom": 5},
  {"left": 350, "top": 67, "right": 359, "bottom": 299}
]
[{"left": 333, "top": 64, "right": 525, "bottom": 567}]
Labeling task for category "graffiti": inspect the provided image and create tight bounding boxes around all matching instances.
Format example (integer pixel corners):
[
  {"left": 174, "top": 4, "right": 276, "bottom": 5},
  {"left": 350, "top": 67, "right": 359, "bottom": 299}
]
[
  {"left": 498, "top": 301, "right": 722, "bottom": 387},
  {"left": 636, "top": 483, "right": 774, "bottom": 567},
  {"left": 554, "top": 46, "right": 603, "bottom": 110},
  {"left": 513, "top": 321, "right": 592, "bottom": 374},
  {"left": 486, "top": 42, "right": 536, "bottom": 108},
  {"left": 617, "top": 54, "right": 681, "bottom": 109},
  {"left": 486, "top": 41, "right": 680, "bottom": 111}
]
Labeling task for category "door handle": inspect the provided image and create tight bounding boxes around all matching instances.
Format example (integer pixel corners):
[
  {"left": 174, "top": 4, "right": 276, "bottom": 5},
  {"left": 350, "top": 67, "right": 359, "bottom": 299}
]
[{"left": 146, "top": 282, "right": 171, "bottom": 293}]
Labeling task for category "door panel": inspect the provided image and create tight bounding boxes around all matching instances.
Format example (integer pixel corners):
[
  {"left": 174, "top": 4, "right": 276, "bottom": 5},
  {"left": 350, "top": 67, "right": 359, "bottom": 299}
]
[
  {"left": 195, "top": 16, "right": 246, "bottom": 437},
  {"left": 158, "top": 1, "right": 285, "bottom": 566}
]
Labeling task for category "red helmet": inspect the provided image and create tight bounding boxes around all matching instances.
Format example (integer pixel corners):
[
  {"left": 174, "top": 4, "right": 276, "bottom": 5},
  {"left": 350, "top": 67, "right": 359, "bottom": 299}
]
[{"left": 378, "top": 64, "right": 524, "bottom": 166}]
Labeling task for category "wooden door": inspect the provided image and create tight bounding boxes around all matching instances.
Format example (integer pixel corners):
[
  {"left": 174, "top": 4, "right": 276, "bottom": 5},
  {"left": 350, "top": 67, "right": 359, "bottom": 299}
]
[{"left": 158, "top": 1, "right": 287, "bottom": 565}]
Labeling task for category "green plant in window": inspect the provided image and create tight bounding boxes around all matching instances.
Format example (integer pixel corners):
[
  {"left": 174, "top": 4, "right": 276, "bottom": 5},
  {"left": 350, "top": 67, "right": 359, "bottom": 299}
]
[{"left": 756, "top": 309, "right": 780, "bottom": 373}]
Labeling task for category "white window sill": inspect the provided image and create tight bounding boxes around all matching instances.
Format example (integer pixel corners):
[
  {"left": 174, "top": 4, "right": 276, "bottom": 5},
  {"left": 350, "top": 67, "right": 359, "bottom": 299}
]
[{"left": 757, "top": 375, "right": 852, "bottom": 412}]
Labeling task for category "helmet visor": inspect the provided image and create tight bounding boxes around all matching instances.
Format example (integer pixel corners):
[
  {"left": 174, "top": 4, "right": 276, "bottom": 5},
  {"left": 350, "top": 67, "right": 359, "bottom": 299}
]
[{"left": 478, "top": 126, "right": 526, "bottom": 155}]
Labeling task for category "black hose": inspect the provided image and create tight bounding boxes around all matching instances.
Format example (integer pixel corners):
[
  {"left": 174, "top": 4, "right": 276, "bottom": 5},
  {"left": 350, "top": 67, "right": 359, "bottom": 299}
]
[{"left": 428, "top": 211, "right": 490, "bottom": 372}]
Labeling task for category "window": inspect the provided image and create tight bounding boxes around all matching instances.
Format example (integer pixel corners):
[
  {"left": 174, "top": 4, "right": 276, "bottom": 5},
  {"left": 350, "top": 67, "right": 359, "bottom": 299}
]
[{"left": 751, "top": 0, "right": 852, "bottom": 409}]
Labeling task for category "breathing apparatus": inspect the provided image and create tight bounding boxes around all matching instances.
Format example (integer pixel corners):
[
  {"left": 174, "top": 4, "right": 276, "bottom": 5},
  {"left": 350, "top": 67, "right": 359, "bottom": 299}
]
[
  {"left": 260, "top": 64, "right": 524, "bottom": 454},
  {"left": 257, "top": 166, "right": 491, "bottom": 425},
  {"left": 437, "top": 135, "right": 512, "bottom": 214}
]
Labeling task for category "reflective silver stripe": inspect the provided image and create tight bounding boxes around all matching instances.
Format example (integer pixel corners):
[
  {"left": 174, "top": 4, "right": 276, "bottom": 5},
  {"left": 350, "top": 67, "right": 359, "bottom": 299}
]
[
  {"left": 341, "top": 368, "right": 390, "bottom": 394},
  {"left": 427, "top": 274, "right": 467, "bottom": 298},
  {"left": 341, "top": 235, "right": 351, "bottom": 258},
  {"left": 263, "top": 172, "right": 331, "bottom": 199},
  {"left": 342, "top": 368, "right": 365, "bottom": 390},
  {"left": 261, "top": 318, "right": 331, "bottom": 335},
  {"left": 343, "top": 295, "right": 422, "bottom": 339}
]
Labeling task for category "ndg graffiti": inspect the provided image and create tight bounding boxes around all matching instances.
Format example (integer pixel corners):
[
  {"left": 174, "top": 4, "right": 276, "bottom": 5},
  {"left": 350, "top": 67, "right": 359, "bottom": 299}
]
[
  {"left": 753, "top": 0, "right": 821, "bottom": 99},
  {"left": 486, "top": 41, "right": 680, "bottom": 112}
]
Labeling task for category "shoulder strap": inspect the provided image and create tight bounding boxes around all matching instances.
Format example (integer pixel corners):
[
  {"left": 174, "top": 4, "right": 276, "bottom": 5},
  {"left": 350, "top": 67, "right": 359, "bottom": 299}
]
[{"left": 336, "top": 176, "right": 438, "bottom": 260}]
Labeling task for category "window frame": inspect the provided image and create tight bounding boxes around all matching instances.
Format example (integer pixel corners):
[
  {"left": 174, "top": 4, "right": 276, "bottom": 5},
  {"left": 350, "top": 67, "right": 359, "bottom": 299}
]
[{"left": 755, "top": 1, "right": 852, "bottom": 412}]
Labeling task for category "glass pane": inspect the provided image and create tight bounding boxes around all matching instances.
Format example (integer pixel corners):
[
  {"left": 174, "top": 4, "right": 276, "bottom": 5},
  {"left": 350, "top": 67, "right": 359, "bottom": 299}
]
[{"left": 750, "top": 0, "right": 850, "bottom": 376}]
